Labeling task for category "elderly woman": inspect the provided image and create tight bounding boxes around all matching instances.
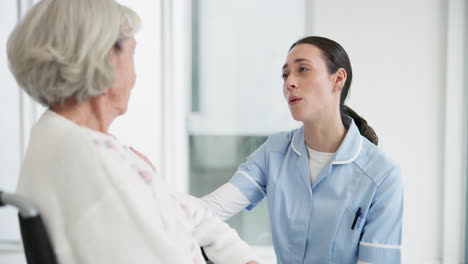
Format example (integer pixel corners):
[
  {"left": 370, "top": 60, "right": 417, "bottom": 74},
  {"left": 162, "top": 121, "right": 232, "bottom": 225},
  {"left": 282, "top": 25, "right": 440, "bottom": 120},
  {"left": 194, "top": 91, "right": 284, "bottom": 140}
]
[{"left": 7, "top": 0, "right": 259, "bottom": 263}]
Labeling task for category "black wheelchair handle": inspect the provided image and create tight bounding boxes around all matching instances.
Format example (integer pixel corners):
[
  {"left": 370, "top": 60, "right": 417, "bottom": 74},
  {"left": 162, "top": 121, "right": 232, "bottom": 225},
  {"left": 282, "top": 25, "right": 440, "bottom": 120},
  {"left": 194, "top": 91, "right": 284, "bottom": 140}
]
[{"left": 0, "top": 191, "right": 4, "bottom": 206}]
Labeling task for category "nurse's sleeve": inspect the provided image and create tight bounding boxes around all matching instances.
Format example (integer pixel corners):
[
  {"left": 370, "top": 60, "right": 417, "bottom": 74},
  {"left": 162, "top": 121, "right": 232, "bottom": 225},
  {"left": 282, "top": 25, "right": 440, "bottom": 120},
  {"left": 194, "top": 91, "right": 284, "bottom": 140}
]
[
  {"left": 358, "top": 165, "right": 403, "bottom": 264},
  {"left": 185, "top": 196, "right": 259, "bottom": 264},
  {"left": 201, "top": 183, "right": 251, "bottom": 220},
  {"left": 228, "top": 141, "right": 268, "bottom": 210}
]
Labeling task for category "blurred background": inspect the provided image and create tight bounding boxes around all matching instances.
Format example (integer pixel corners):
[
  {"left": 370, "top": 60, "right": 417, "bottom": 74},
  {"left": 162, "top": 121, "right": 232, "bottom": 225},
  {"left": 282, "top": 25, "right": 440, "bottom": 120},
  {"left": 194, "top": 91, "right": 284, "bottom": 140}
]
[{"left": 0, "top": 0, "right": 466, "bottom": 263}]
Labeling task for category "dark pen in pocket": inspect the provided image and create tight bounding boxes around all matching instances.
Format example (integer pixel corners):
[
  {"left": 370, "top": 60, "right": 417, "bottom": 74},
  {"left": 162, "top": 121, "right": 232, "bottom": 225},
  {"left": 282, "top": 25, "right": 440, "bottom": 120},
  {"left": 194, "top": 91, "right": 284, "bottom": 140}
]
[{"left": 351, "top": 207, "right": 361, "bottom": 230}]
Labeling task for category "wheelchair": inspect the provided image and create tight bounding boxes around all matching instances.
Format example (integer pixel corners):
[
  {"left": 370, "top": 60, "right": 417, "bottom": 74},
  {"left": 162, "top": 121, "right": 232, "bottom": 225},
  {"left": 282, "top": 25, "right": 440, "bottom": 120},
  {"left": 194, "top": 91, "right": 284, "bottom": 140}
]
[{"left": 0, "top": 191, "right": 57, "bottom": 264}]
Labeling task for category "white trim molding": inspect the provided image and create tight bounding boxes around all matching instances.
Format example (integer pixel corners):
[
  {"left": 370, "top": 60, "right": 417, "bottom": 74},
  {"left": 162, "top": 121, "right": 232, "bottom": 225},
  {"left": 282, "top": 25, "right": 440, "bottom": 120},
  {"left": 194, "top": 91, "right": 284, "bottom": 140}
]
[
  {"left": 442, "top": 0, "right": 467, "bottom": 263},
  {"left": 17, "top": 0, "right": 36, "bottom": 157},
  {"left": 304, "top": 0, "right": 315, "bottom": 36},
  {"left": 159, "top": 0, "right": 191, "bottom": 193}
]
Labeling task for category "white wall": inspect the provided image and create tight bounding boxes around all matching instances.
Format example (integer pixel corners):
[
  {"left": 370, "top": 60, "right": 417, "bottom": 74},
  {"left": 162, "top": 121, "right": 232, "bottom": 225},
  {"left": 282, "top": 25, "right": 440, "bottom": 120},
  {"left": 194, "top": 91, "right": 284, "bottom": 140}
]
[
  {"left": 108, "top": 0, "right": 163, "bottom": 173},
  {"left": 312, "top": 0, "right": 465, "bottom": 263},
  {"left": 0, "top": 0, "right": 23, "bottom": 246}
]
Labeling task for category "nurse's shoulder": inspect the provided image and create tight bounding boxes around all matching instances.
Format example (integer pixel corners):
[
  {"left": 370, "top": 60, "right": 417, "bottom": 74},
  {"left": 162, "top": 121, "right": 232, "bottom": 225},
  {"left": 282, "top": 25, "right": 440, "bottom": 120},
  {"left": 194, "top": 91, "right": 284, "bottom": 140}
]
[
  {"left": 354, "top": 136, "right": 402, "bottom": 186},
  {"left": 261, "top": 127, "right": 302, "bottom": 154}
]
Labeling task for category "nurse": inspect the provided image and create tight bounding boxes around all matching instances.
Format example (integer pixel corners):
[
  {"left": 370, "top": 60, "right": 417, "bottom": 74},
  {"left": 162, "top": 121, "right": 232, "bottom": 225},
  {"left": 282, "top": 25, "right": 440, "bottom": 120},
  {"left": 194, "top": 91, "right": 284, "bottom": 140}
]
[{"left": 200, "top": 36, "right": 403, "bottom": 264}]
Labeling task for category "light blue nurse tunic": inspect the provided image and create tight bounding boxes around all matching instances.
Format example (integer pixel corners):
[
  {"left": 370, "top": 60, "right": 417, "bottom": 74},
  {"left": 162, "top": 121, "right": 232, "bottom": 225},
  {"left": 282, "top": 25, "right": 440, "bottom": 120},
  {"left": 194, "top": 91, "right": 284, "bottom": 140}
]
[{"left": 229, "top": 116, "right": 403, "bottom": 264}]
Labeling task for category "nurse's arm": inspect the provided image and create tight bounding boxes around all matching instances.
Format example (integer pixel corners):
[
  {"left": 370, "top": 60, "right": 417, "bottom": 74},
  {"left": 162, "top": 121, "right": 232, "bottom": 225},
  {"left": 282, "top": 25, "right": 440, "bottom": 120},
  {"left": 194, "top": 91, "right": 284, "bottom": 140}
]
[
  {"left": 200, "top": 183, "right": 251, "bottom": 220},
  {"left": 183, "top": 195, "right": 260, "bottom": 264},
  {"left": 358, "top": 165, "right": 403, "bottom": 264}
]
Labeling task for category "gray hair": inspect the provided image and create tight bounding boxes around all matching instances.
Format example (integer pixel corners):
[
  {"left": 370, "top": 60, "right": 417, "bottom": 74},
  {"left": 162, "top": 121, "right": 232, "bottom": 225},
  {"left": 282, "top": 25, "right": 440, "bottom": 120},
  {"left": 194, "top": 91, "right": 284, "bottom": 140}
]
[{"left": 7, "top": 0, "right": 141, "bottom": 106}]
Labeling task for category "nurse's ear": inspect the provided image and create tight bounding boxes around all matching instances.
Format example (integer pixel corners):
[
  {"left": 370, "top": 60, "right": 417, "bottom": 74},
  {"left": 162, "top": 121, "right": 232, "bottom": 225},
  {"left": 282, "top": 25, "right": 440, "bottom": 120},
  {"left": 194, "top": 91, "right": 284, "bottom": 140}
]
[{"left": 333, "top": 68, "right": 347, "bottom": 92}]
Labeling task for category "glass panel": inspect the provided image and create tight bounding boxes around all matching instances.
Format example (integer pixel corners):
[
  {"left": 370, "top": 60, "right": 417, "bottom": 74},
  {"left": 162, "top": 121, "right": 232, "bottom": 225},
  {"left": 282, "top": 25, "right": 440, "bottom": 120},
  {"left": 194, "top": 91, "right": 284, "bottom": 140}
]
[
  {"left": 188, "top": 0, "right": 304, "bottom": 135},
  {"left": 189, "top": 135, "right": 270, "bottom": 245},
  {"left": 188, "top": 0, "right": 305, "bottom": 248}
]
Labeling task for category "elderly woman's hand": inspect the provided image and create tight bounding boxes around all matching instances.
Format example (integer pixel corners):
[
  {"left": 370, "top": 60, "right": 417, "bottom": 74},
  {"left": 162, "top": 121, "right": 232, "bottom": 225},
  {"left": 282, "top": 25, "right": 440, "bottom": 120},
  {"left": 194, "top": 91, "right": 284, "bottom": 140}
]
[{"left": 130, "top": 146, "right": 157, "bottom": 173}]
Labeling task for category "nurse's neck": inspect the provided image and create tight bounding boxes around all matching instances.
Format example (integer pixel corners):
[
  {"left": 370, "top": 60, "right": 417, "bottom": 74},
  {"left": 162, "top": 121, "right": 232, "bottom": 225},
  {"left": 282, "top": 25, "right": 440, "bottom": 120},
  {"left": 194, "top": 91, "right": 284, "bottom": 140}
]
[{"left": 303, "top": 113, "right": 347, "bottom": 153}]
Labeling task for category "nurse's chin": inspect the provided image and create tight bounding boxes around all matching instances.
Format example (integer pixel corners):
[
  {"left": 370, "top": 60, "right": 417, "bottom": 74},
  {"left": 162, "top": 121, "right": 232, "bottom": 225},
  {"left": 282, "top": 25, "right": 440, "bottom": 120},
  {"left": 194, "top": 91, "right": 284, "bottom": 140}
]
[{"left": 289, "top": 111, "right": 307, "bottom": 122}]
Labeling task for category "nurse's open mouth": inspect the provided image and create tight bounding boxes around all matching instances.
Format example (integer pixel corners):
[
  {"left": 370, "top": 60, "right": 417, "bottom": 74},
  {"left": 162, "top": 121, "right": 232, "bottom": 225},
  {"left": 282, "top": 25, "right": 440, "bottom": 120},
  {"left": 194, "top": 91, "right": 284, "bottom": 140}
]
[{"left": 288, "top": 96, "right": 302, "bottom": 105}]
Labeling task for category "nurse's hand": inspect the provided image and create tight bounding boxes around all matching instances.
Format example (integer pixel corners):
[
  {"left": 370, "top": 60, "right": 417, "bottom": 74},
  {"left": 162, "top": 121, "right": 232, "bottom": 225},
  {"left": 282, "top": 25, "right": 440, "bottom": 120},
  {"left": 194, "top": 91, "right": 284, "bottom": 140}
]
[
  {"left": 246, "top": 261, "right": 259, "bottom": 264},
  {"left": 130, "top": 146, "right": 157, "bottom": 173}
]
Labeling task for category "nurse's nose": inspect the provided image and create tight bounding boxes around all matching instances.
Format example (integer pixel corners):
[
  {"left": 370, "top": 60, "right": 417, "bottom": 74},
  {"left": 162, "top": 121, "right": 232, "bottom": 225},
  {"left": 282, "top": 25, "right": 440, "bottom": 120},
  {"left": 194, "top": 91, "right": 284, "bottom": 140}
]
[{"left": 285, "top": 75, "right": 298, "bottom": 90}]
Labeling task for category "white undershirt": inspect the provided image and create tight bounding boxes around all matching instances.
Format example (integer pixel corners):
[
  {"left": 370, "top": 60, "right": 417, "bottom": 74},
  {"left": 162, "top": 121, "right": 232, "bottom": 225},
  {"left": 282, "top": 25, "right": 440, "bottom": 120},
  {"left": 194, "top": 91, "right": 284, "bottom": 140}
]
[{"left": 306, "top": 147, "right": 335, "bottom": 184}]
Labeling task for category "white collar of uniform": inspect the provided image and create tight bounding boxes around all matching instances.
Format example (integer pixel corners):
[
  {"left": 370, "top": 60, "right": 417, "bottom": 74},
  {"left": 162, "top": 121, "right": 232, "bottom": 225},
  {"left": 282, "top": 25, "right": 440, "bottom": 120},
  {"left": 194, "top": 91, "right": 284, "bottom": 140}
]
[{"left": 290, "top": 115, "right": 363, "bottom": 165}]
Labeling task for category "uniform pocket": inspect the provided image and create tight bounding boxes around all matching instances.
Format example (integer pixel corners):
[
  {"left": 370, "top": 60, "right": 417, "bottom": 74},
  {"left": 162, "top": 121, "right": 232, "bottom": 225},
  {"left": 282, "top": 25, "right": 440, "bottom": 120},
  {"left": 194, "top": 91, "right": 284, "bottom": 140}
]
[{"left": 331, "top": 206, "right": 366, "bottom": 264}]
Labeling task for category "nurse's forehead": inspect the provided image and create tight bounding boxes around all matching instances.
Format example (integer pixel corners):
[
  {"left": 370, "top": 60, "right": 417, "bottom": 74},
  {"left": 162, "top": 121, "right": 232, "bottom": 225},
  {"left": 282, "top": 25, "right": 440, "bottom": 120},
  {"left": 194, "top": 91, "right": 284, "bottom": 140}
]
[
  {"left": 282, "top": 58, "right": 313, "bottom": 70},
  {"left": 283, "top": 45, "right": 324, "bottom": 69}
]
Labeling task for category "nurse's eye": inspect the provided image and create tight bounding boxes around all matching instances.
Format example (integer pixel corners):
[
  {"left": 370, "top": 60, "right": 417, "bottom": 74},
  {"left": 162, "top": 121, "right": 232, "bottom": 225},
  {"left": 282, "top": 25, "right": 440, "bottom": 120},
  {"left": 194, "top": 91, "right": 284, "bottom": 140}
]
[
  {"left": 299, "top": 66, "right": 310, "bottom": 73},
  {"left": 281, "top": 72, "right": 289, "bottom": 80}
]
